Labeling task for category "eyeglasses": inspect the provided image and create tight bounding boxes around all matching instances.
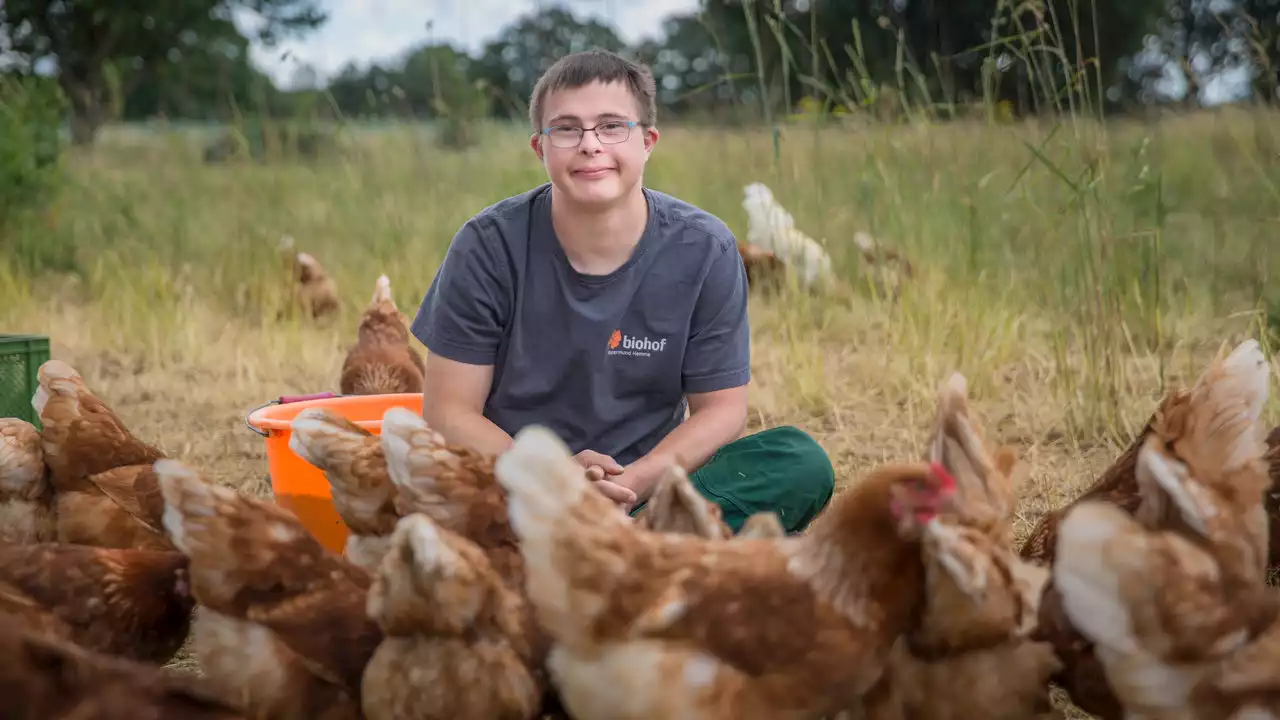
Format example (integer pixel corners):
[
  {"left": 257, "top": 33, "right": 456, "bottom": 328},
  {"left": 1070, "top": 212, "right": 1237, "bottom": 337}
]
[{"left": 540, "top": 120, "right": 639, "bottom": 148}]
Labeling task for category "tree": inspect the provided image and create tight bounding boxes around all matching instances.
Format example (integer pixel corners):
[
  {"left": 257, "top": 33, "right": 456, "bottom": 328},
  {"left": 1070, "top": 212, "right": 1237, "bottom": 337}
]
[
  {"left": 631, "top": 13, "right": 741, "bottom": 120},
  {"left": 325, "top": 42, "right": 483, "bottom": 121},
  {"left": 0, "top": 0, "right": 327, "bottom": 145},
  {"left": 696, "top": 0, "right": 1166, "bottom": 117},
  {"left": 118, "top": 16, "right": 277, "bottom": 121},
  {"left": 1133, "top": 0, "right": 1280, "bottom": 105},
  {"left": 470, "top": 7, "right": 626, "bottom": 121}
]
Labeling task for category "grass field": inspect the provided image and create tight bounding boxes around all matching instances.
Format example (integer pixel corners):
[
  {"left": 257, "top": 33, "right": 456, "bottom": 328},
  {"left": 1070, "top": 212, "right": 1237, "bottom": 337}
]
[{"left": 2, "top": 107, "right": 1278, "bottom": 716}]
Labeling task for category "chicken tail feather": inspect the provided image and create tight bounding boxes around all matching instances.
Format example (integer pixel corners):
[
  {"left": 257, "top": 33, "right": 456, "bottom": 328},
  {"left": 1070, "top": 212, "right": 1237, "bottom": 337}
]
[
  {"left": 378, "top": 407, "right": 449, "bottom": 504},
  {"left": 738, "top": 512, "right": 785, "bottom": 539},
  {"left": 924, "top": 371, "right": 1024, "bottom": 535},
  {"left": 371, "top": 274, "right": 393, "bottom": 306},
  {"left": 1208, "top": 338, "right": 1270, "bottom": 419},
  {"left": 31, "top": 386, "right": 49, "bottom": 417},
  {"left": 926, "top": 372, "right": 991, "bottom": 480},
  {"left": 289, "top": 408, "right": 393, "bottom": 536},
  {"left": 1136, "top": 435, "right": 1211, "bottom": 535},
  {"left": 289, "top": 408, "right": 370, "bottom": 469},
  {"left": 154, "top": 459, "right": 221, "bottom": 558},
  {"left": 400, "top": 513, "right": 452, "bottom": 574},
  {"left": 639, "top": 465, "right": 730, "bottom": 539},
  {"left": 369, "top": 513, "right": 459, "bottom": 628},
  {"left": 1163, "top": 338, "right": 1271, "bottom": 476}
]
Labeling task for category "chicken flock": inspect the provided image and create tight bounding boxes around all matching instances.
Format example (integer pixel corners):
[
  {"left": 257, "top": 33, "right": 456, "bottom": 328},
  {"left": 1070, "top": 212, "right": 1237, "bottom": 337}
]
[
  {"left": 277, "top": 181, "right": 910, "bottom": 303},
  {"left": 2, "top": 327, "right": 1278, "bottom": 718},
  {"left": 0, "top": 196, "right": 1277, "bottom": 718}
]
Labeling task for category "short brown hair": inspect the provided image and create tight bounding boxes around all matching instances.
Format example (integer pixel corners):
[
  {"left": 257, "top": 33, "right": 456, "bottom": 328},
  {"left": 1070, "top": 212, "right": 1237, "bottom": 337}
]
[{"left": 528, "top": 48, "right": 657, "bottom": 133}]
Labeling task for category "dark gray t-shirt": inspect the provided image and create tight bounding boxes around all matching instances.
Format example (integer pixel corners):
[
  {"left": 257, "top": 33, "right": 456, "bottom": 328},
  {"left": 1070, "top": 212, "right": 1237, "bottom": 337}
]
[{"left": 410, "top": 182, "right": 750, "bottom": 466}]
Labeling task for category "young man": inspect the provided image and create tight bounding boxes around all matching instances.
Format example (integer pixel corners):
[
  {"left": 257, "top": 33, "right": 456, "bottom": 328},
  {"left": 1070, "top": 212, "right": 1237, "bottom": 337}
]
[{"left": 410, "top": 48, "right": 834, "bottom": 533}]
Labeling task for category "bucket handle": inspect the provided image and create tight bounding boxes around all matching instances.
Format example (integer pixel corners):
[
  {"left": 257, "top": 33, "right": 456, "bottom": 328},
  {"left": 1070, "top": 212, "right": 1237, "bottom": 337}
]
[{"left": 243, "top": 392, "right": 342, "bottom": 438}]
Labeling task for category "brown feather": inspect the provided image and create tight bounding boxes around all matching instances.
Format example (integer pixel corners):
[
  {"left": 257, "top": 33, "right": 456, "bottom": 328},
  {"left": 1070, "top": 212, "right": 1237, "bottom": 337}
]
[
  {"left": 158, "top": 459, "right": 382, "bottom": 705},
  {"left": 0, "top": 417, "right": 57, "bottom": 544},
  {"left": 86, "top": 464, "right": 168, "bottom": 535},
  {"left": 0, "top": 610, "right": 244, "bottom": 720},
  {"left": 385, "top": 418, "right": 525, "bottom": 592},
  {"left": 0, "top": 543, "right": 193, "bottom": 665},
  {"left": 36, "top": 360, "right": 167, "bottom": 486},
  {"left": 34, "top": 360, "right": 173, "bottom": 550},
  {"left": 361, "top": 515, "right": 543, "bottom": 720}
]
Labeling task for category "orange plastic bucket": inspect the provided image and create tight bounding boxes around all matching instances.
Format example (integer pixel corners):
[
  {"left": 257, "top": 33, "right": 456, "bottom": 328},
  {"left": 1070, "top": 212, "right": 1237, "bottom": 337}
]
[{"left": 244, "top": 392, "right": 424, "bottom": 554}]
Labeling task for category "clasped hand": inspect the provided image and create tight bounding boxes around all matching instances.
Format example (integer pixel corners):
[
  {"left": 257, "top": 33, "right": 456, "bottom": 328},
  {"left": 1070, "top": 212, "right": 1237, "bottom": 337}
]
[{"left": 573, "top": 449, "right": 637, "bottom": 511}]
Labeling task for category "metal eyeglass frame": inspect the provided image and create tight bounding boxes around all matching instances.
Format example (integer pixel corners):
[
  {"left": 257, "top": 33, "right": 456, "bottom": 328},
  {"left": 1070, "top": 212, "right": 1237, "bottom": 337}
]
[{"left": 539, "top": 120, "right": 640, "bottom": 148}]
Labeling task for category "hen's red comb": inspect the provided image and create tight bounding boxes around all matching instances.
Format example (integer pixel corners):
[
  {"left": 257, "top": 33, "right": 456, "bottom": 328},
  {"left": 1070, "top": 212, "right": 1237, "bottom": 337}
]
[{"left": 928, "top": 461, "right": 956, "bottom": 489}]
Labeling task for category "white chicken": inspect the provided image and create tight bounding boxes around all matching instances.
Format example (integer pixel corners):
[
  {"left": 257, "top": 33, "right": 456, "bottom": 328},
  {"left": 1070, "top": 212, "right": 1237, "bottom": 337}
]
[{"left": 741, "top": 182, "right": 836, "bottom": 291}]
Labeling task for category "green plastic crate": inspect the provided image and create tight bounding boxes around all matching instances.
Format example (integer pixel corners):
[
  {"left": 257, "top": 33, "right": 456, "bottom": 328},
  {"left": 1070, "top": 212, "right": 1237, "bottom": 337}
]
[{"left": 0, "top": 334, "right": 50, "bottom": 428}]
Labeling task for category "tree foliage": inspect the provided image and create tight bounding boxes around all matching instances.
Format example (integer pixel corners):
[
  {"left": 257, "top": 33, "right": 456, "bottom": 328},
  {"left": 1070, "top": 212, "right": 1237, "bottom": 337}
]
[
  {"left": 4, "top": 0, "right": 1279, "bottom": 143},
  {"left": 0, "top": 0, "right": 325, "bottom": 144},
  {"left": 470, "top": 8, "right": 627, "bottom": 122}
]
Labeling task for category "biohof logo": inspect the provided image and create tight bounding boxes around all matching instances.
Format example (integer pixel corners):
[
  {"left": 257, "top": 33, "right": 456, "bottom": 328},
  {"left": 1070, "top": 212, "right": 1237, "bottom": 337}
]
[{"left": 607, "top": 329, "right": 667, "bottom": 357}]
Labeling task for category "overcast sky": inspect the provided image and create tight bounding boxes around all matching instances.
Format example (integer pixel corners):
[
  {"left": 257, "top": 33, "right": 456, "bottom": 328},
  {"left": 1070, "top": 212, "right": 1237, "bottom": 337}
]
[{"left": 233, "top": 0, "right": 701, "bottom": 88}]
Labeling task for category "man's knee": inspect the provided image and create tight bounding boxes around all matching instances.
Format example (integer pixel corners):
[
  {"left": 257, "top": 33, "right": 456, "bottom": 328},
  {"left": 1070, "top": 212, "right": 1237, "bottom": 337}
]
[{"left": 756, "top": 425, "right": 835, "bottom": 509}]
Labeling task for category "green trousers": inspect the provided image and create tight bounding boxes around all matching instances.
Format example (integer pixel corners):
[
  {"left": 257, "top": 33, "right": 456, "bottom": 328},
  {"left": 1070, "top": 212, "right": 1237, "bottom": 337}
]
[{"left": 629, "top": 425, "right": 836, "bottom": 534}]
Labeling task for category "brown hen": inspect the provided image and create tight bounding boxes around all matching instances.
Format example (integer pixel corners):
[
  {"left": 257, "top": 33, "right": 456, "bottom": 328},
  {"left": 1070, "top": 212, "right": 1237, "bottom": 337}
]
[
  {"left": 1051, "top": 430, "right": 1278, "bottom": 720},
  {"left": 0, "top": 610, "right": 244, "bottom": 720},
  {"left": 361, "top": 513, "right": 542, "bottom": 720},
  {"left": 0, "top": 543, "right": 193, "bottom": 665},
  {"left": 378, "top": 408, "right": 557, "bottom": 707},
  {"left": 1028, "top": 338, "right": 1273, "bottom": 719},
  {"left": 339, "top": 274, "right": 426, "bottom": 396},
  {"left": 380, "top": 408, "right": 524, "bottom": 590},
  {"left": 31, "top": 359, "right": 173, "bottom": 550},
  {"left": 857, "top": 372, "right": 1060, "bottom": 720},
  {"left": 279, "top": 235, "right": 339, "bottom": 320},
  {"left": 493, "top": 424, "right": 960, "bottom": 720},
  {"left": 0, "top": 417, "right": 56, "bottom": 543},
  {"left": 737, "top": 240, "right": 787, "bottom": 291},
  {"left": 289, "top": 406, "right": 398, "bottom": 570},
  {"left": 156, "top": 458, "right": 383, "bottom": 720},
  {"left": 862, "top": 524, "right": 1061, "bottom": 720}
]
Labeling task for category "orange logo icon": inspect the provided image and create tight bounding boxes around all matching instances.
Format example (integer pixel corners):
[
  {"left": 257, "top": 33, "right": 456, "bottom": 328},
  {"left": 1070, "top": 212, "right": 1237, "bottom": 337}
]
[{"left": 608, "top": 329, "right": 622, "bottom": 349}]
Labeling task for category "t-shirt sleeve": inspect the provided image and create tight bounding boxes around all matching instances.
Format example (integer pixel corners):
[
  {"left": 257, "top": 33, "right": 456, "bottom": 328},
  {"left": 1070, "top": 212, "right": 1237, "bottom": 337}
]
[
  {"left": 409, "top": 219, "right": 512, "bottom": 366},
  {"left": 682, "top": 236, "right": 751, "bottom": 394}
]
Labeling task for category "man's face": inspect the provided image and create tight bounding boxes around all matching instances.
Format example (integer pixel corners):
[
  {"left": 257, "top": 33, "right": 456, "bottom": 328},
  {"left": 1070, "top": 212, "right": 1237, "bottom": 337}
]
[{"left": 530, "top": 80, "right": 659, "bottom": 209}]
